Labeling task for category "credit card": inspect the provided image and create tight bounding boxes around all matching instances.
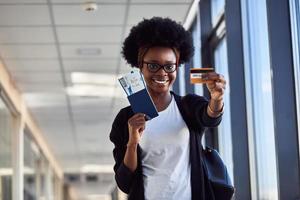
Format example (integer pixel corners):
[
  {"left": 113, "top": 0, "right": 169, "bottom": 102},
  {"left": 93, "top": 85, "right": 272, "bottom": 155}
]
[{"left": 190, "top": 68, "right": 214, "bottom": 84}]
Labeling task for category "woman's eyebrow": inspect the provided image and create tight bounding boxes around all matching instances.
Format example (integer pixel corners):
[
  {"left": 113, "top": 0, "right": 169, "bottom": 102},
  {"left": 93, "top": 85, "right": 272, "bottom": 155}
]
[{"left": 145, "top": 59, "right": 176, "bottom": 63}]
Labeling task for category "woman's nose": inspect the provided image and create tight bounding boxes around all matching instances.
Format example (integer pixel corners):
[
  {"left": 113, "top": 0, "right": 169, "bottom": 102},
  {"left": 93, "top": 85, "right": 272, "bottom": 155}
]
[{"left": 156, "top": 67, "right": 167, "bottom": 75}]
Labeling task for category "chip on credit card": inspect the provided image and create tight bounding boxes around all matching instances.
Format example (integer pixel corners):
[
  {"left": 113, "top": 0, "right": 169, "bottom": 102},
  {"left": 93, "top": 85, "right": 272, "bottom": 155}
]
[{"left": 190, "top": 68, "right": 214, "bottom": 84}]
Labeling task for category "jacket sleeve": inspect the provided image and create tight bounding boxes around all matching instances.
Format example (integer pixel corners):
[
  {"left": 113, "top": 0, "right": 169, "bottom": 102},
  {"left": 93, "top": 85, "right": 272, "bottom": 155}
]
[
  {"left": 109, "top": 109, "right": 136, "bottom": 194},
  {"left": 186, "top": 94, "right": 222, "bottom": 128}
]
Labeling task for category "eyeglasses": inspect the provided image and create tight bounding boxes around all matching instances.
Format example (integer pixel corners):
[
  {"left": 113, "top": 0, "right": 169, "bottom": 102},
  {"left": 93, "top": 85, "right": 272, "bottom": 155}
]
[{"left": 142, "top": 61, "right": 177, "bottom": 73}]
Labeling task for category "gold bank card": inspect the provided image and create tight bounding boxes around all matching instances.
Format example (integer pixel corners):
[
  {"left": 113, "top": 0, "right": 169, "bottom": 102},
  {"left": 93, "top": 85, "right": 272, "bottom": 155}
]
[{"left": 190, "top": 68, "right": 214, "bottom": 84}]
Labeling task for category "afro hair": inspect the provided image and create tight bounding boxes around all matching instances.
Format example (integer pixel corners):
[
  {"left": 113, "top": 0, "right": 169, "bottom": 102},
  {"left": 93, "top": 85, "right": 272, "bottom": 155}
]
[{"left": 122, "top": 17, "right": 194, "bottom": 68}]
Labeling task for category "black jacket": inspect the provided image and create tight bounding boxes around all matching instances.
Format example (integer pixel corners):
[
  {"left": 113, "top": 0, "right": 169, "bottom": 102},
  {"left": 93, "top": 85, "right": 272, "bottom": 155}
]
[{"left": 109, "top": 92, "right": 222, "bottom": 200}]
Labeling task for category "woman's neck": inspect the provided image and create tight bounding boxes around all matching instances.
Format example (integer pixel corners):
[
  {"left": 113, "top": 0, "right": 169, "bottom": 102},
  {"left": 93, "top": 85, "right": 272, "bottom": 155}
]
[{"left": 148, "top": 90, "right": 172, "bottom": 112}]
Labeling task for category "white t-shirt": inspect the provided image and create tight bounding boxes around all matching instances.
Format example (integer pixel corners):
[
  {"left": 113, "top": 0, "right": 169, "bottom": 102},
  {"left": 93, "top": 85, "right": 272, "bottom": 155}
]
[{"left": 139, "top": 95, "right": 191, "bottom": 200}]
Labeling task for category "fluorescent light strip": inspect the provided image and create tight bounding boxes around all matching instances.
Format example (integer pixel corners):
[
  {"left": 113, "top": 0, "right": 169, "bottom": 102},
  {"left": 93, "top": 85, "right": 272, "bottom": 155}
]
[{"left": 71, "top": 72, "right": 116, "bottom": 86}]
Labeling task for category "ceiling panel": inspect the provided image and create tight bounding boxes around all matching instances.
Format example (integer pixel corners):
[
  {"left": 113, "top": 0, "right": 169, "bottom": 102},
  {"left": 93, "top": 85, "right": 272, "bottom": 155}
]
[
  {"left": 56, "top": 27, "right": 122, "bottom": 43},
  {"left": 78, "top": 131, "right": 114, "bottom": 151},
  {"left": 63, "top": 59, "right": 118, "bottom": 73},
  {"left": 0, "top": 5, "right": 50, "bottom": 26},
  {"left": 37, "top": 119, "right": 71, "bottom": 127},
  {"left": 52, "top": 5, "right": 126, "bottom": 26},
  {"left": 123, "top": 25, "right": 131, "bottom": 41},
  {"left": 73, "top": 103, "right": 113, "bottom": 110},
  {"left": 4, "top": 59, "right": 61, "bottom": 72},
  {"left": 0, "top": 45, "right": 57, "bottom": 59},
  {"left": 70, "top": 96, "right": 115, "bottom": 106},
  {"left": 49, "top": 147, "right": 79, "bottom": 161},
  {"left": 39, "top": 127, "right": 73, "bottom": 140},
  {"left": 23, "top": 92, "right": 67, "bottom": 107},
  {"left": 127, "top": 4, "right": 190, "bottom": 25},
  {"left": 12, "top": 71, "right": 63, "bottom": 83},
  {"left": 51, "top": 0, "right": 126, "bottom": 3},
  {"left": 72, "top": 113, "right": 111, "bottom": 124},
  {"left": 59, "top": 44, "right": 120, "bottom": 59},
  {"left": 17, "top": 83, "right": 64, "bottom": 93},
  {"left": 28, "top": 104, "right": 69, "bottom": 114},
  {"left": 0, "top": 27, "right": 55, "bottom": 44},
  {"left": 0, "top": 0, "right": 46, "bottom": 3},
  {"left": 131, "top": 0, "right": 192, "bottom": 2},
  {"left": 16, "top": 79, "right": 64, "bottom": 85},
  {"left": 31, "top": 128, "right": 74, "bottom": 153},
  {"left": 33, "top": 123, "right": 71, "bottom": 137},
  {"left": 59, "top": 158, "right": 81, "bottom": 170},
  {"left": 80, "top": 152, "right": 113, "bottom": 165}
]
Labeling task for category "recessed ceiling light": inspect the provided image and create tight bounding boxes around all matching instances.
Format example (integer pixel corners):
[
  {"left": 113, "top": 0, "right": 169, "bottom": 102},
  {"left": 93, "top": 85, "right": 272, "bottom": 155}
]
[{"left": 82, "top": 2, "right": 98, "bottom": 12}]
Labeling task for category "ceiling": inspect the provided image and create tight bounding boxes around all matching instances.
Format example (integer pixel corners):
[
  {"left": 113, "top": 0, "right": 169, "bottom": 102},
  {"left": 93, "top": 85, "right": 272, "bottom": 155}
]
[{"left": 0, "top": 0, "right": 194, "bottom": 198}]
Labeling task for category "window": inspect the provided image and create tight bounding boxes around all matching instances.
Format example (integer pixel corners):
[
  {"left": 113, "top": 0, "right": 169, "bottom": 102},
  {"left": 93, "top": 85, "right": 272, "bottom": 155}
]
[
  {"left": 0, "top": 97, "right": 13, "bottom": 200},
  {"left": 211, "top": 0, "right": 225, "bottom": 25},
  {"left": 192, "top": 13, "right": 204, "bottom": 96},
  {"left": 213, "top": 38, "right": 234, "bottom": 181},
  {"left": 39, "top": 155, "right": 48, "bottom": 199},
  {"left": 241, "top": 0, "right": 279, "bottom": 199},
  {"left": 24, "top": 132, "right": 40, "bottom": 200},
  {"left": 289, "top": 0, "right": 300, "bottom": 155},
  {"left": 178, "top": 64, "right": 186, "bottom": 96}
]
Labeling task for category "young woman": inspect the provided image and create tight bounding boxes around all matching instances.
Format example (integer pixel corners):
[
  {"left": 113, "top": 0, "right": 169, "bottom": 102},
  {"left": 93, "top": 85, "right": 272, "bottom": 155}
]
[{"left": 110, "top": 17, "right": 226, "bottom": 200}]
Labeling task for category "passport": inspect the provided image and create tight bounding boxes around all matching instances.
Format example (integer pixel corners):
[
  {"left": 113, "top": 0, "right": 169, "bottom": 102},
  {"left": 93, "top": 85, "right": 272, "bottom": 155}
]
[{"left": 118, "top": 71, "right": 158, "bottom": 120}]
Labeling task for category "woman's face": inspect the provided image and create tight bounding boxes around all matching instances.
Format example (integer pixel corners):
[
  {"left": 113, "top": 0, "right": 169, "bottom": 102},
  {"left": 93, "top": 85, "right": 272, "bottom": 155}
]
[{"left": 140, "top": 47, "right": 177, "bottom": 95}]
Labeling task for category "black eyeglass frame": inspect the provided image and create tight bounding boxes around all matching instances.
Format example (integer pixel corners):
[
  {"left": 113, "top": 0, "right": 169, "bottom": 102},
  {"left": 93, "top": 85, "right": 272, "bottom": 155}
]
[{"left": 142, "top": 61, "right": 178, "bottom": 73}]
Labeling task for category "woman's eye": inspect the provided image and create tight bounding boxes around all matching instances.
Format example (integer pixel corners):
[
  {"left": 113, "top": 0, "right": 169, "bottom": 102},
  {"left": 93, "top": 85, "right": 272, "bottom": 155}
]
[
  {"left": 165, "top": 64, "right": 175, "bottom": 71},
  {"left": 149, "top": 63, "right": 159, "bottom": 69}
]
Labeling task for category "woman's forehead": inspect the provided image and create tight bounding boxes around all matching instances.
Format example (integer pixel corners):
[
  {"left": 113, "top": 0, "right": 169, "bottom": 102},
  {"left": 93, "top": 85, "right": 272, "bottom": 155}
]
[{"left": 144, "top": 47, "right": 177, "bottom": 60}]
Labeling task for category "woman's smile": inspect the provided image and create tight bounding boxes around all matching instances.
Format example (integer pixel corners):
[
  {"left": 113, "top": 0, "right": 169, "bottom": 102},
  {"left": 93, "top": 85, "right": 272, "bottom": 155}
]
[{"left": 152, "top": 77, "right": 169, "bottom": 85}]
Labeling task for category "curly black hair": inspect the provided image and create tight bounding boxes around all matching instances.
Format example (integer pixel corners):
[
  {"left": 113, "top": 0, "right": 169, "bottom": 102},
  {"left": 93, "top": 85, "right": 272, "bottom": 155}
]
[{"left": 122, "top": 17, "right": 194, "bottom": 68}]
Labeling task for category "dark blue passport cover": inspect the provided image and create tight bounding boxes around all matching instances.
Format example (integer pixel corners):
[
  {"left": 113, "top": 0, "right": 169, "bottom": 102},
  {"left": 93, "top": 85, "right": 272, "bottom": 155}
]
[{"left": 127, "top": 89, "right": 158, "bottom": 120}]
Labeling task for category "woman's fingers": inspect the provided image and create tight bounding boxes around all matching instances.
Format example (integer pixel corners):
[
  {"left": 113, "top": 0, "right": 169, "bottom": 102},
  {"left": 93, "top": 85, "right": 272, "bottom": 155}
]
[
  {"left": 128, "top": 113, "right": 145, "bottom": 121},
  {"left": 202, "top": 72, "right": 226, "bottom": 84},
  {"left": 128, "top": 113, "right": 145, "bottom": 123},
  {"left": 139, "top": 125, "right": 145, "bottom": 133},
  {"left": 128, "top": 113, "right": 146, "bottom": 132}
]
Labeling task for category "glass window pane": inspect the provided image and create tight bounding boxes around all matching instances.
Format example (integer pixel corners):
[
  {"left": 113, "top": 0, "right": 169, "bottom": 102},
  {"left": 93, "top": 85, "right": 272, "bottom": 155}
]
[
  {"left": 213, "top": 38, "right": 234, "bottom": 182},
  {"left": 24, "top": 132, "right": 40, "bottom": 200},
  {"left": 289, "top": 0, "right": 300, "bottom": 153},
  {"left": 40, "top": 155, "right": 48, "bottom": 199},
  {"left": 241, "top": 0, "right": 279, "bottom": 199},
  {"left": 191, "top": 14, "right": 204, "bottom": 96},
  {"left": 0, "top": 98, "right": 13, "bottom": 200},
  {"left": 211, "top": 0, "right": 225, "bottom": 25}
]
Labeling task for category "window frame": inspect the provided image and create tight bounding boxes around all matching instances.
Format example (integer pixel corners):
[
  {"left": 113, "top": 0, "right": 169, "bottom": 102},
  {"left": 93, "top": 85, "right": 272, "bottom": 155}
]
[{"left": 266, "top": 0, "right": 300, "bottom": 198}]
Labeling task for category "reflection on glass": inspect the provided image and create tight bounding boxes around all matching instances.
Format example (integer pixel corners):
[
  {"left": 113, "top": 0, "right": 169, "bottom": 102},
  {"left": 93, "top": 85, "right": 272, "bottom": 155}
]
[
  {"left": 191, "top": 13, "right": 204, "bottom": 96},
  {"left": 0, "top": 98, "right": 13, "bottom": 200},
  {"left": 23, "top": 131, "right": 59, "bottom": 200},
  {"left": 241, "top": 0, "right": 279, "bottom": 199},
  {"left": 40, "top": 155, "right": 48, "bottom": 200},
  {"left": 289, "top": 0, "right": 300, "bottom": 152},
  {"left": 211, "top": 0, "right": 225, "bottom": 25},
  {"left": 213, "top": 38, "right": 234, "bottom": 182},
  {"left": 24, "top": 133, "right": 39, "bottom": 200}
]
